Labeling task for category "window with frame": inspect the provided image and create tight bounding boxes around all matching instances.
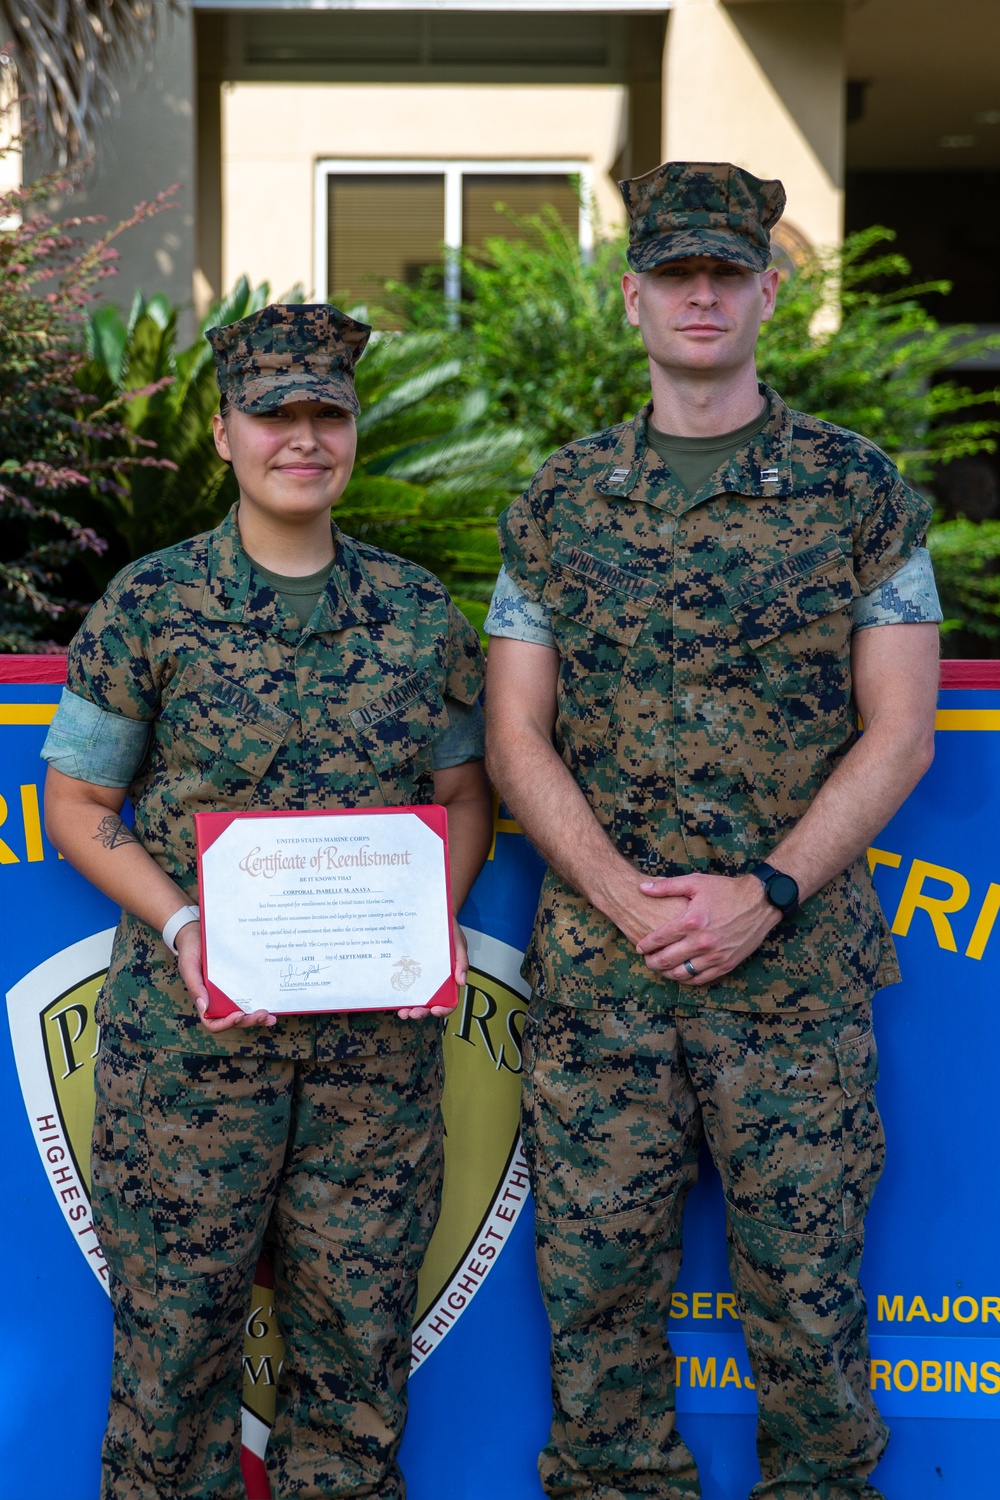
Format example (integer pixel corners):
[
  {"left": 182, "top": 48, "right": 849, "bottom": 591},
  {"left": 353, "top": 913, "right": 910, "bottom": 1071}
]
[{"left": 316, "top": 159, "right": 591, "bottom": 309}]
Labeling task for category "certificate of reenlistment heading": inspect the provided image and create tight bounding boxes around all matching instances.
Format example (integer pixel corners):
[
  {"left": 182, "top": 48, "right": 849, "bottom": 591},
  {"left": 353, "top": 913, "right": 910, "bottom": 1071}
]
[{"left": 195, "top": 806, "right": 455, "bottom": 1017}]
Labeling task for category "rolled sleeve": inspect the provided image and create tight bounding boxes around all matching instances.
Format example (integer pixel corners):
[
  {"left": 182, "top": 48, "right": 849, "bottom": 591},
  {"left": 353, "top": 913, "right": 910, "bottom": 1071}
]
[
  {"left": 853, "top": 472, "right": 933, "bottom": 596},
  {"left": 484, "top": 566, "right": 557, "bottom": 647},
  {"left": 442, "top": 598, "right": 486, "bottom": 708},
  {"left": 40, "top": 687, "right": 151, "bottom": 787},
  {"left": 497, "top": 475, "right": 555, "bottom": 606},
  {"left": 432, "top": 697, "right": 485, "bottom": 769},
  {"left": 852, "top": 547, "right": 943, "bottom": 631}
]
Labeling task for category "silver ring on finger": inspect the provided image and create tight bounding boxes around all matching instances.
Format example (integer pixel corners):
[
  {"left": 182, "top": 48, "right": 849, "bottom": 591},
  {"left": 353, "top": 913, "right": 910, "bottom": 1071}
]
[{"left": 683, "top": 959, "right": 698, "bottom": 978}]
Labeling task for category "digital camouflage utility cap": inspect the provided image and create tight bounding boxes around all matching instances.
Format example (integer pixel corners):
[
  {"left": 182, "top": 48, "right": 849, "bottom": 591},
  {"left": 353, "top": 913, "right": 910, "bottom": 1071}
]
[
  {"left": 618, "top": 161, "right": 786, "bottom": 274},
  {"left": 206, "top": 303, "right": 372, "bottom": 416}
]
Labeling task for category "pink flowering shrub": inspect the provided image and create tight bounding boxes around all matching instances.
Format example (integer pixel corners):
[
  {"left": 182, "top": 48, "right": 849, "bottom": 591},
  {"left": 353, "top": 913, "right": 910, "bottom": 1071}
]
[{"left": 0, "top": 164, "right": 175, "bottom": 650}]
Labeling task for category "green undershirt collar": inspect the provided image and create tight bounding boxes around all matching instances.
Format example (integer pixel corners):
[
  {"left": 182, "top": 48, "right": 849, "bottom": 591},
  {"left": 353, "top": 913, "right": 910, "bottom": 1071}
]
[
  {"left": 646, "top": 397, "right": 772, "bottom": 497},
  {"left": 249, "top": 557, "right": 335, "bottom": 631}
]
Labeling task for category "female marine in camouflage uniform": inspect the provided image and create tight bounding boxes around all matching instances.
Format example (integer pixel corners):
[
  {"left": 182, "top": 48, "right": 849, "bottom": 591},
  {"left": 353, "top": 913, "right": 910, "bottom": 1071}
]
[{"left": 42, "top": 304, "right": 492, "bottom": 1499}]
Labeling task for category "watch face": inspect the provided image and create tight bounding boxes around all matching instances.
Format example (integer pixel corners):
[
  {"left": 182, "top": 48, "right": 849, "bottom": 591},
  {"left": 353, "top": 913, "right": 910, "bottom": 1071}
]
[{"left": 768, "top": 873, "right": 799, "bottom": 911}]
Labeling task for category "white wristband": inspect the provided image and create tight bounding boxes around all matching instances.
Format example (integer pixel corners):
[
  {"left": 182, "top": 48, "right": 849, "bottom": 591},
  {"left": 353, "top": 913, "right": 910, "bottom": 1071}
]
[{"left": 162, "top": 905, "right": 201, "bottom": 955}]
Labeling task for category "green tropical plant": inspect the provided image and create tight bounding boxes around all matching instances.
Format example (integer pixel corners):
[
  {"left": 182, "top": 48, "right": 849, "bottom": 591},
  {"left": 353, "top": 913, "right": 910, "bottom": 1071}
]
[
  {"left": 77, "top": 275, "right": 274, "bottom": 576},
  {"left": 756, "top": 227, "right": 1000, "bottom": 483},
  {"left": 754, "top": 229, "right": 1000, "bottom": 652},
  {"left": 387, "top": 207, "right": 650, "bottom": 453},
  {"left": 0, "top": 163, "right": 174, "bottom": 651},
  {"left": 926, "top": 518, "right": 1000, "bottom": 645},
  {"left": 339, "top": 326, "right": 527, "bottom": 630}
]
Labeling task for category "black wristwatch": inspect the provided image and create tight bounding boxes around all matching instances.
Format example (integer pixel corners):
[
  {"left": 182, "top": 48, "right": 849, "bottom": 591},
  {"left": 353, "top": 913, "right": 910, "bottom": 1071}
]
[{"left": 751, "top": 862, "right": 800, "bottom": 920}]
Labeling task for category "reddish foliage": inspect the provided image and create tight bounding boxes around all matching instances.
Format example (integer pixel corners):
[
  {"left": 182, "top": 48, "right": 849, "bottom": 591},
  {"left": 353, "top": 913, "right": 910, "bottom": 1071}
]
[{"left": 0, "top": 169, "right": 178, "bottom": 650}]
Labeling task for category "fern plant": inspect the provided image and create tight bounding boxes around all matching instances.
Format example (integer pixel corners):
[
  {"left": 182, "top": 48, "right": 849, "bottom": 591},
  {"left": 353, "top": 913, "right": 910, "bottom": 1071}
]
[
  {"left": 927, "top": 518, "right": 1000, "bottom": 644},
  {"left": 756, "top": 227, "right": 1000, "bottom": 483}
]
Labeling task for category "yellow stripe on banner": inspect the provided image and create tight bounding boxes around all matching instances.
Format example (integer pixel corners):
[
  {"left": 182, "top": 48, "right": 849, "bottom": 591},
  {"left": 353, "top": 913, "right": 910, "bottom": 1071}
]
[
  {"left": 487, "top": 788, "right": 522, "bottom": 861},
  {"left": 2, "top": 705, "right": 997, "bottom": 733},
  {"left": 0, "top": 705, "right": 58, "bottom": 725},
  {"left": 935, "top": 709, "right": 1000, "bottom": 731}
]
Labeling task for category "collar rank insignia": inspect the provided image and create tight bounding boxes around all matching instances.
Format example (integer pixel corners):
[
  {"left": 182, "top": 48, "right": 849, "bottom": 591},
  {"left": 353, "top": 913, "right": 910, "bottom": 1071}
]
[
  {"left": 759, "top": 467, "right": 780, "bottom": 484},
  {"left": 609, "top": 467, "right": 631, "bottom": 483}
]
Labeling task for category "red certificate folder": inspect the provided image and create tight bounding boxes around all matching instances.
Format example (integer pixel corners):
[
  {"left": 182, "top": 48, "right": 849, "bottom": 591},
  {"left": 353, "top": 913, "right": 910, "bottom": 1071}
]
[{"left": 195, "top": 805, "right": 456, "bottom": 1019}]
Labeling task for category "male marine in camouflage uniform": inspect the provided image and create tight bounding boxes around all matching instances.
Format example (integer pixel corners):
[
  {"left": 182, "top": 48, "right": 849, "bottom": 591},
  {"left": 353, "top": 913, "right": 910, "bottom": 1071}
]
[
  {"left": 42, "top": 304, "right": 491, "bottom": 1499},
  {"left": 485, "top": 163, "right": 941, "bottom": 1499}
]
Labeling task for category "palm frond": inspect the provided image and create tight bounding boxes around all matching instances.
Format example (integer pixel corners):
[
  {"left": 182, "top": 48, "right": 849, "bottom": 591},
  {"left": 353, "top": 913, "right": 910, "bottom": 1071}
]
[
  {"left": 356, "top": 357, "right": 464, "bottom": 435},
  {"left": 1, "top": 0, "right": 176, "bottom": 164}
]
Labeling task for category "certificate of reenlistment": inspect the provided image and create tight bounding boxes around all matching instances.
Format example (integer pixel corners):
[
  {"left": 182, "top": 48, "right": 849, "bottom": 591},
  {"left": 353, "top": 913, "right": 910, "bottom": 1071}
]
[{"left": 194, "top": 806, "right": 455, "bottom": 1017}]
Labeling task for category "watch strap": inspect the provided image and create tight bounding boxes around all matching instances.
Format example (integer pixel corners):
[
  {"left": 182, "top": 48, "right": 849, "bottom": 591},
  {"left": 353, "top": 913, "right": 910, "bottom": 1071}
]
[
  {"left": 750, "top": 863, "right": 799, "bottom": 918},
  {"left": 162, "top": 904, "right": 201, "bottom": 955}
]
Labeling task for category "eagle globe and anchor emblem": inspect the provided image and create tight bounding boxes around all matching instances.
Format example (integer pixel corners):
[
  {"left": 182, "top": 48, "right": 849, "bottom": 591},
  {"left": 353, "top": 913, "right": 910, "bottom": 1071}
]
[{"left": 389, "top": 954, "right": 422, "bottom": 992}]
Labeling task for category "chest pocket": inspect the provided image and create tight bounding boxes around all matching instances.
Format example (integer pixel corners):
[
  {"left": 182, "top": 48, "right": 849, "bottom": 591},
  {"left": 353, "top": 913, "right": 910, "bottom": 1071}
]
[
  {"left": 349, "top": 667, "right": 447, "bottom": 803},
  {"left": 724, "top": 539, "right": 858, "bottom": 748},
  {"left": 156, "top": 662, "right": 291, "bottom": 804},
  {"left": 544, "top": 547, "right": 657, "bottom": 749}
]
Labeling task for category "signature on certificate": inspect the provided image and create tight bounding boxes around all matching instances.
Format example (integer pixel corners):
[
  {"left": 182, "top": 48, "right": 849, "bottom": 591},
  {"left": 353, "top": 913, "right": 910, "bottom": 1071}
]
[{"left": 279, "top": 961, "right": 331, "bottom": 989}]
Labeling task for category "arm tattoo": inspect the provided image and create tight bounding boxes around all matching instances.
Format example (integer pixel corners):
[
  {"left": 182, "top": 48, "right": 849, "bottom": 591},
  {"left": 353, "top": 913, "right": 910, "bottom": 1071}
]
[{"left": 93, "top": 814, "right": 139, "bottom": 851}]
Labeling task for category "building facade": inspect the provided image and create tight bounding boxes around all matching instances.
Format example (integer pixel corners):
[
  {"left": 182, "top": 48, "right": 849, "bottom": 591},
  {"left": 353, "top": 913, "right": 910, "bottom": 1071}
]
[{"left": 17, "top": 2, "right": 1000, "bottom": 359}]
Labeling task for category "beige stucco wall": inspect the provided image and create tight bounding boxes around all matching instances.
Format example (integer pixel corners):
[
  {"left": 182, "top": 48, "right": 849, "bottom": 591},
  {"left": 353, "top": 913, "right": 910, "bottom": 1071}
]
[
  {"left": 221, "top": 82, "right": 628, "bottom": 298},
  {"left": 0, "top": 75, "right": 20, "bottom": 218},
  {"left": 22, "top": 9, "right": 198, "bottom": 338},
  {"left": 664, "top": 0, "right": 846, "bottom": 251},
  {"left": 15, "top": 2, "right": 855, "bottom": 329}
]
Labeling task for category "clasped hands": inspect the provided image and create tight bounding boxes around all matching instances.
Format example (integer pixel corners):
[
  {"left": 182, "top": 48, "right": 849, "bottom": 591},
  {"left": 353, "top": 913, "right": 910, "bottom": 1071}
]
[{"left": 623, "top": 871, "right": 783, "bottom": 986}]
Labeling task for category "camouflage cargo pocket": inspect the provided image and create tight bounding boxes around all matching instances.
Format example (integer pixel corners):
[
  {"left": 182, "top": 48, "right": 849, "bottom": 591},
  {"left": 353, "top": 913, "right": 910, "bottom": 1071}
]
[
  {"left": 522, "top": 1002, "right": 699, "bottom": 1225},
  {"left": 724, "top": 538, "right": 857, "bottom": 750},
  {"left": 543, "top": 547, "right": 656, "bottom": 751},
  {"left": 350, "top": 667, "right": 447, "bottom": 803},
  {"left": 833, "top": 1022, "right": 885, "bottom": 1233},
  {"left": 688, "top": 1007, "right": 880, "bottom": 1240}
]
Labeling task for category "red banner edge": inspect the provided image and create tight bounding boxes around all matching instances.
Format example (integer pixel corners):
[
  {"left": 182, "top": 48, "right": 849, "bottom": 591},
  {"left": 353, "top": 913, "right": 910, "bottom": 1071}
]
[
  {"left": 3, "top": 655, "right": 1000, "bottom": 691},
  {"left": 0, "top": 655, "right": 68, "bottom": 684}
]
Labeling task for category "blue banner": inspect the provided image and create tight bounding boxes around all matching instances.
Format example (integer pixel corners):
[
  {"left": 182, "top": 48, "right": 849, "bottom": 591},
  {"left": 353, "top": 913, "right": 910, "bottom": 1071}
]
[{"left": 2, "top": 664, "right": 997, "bottom": 1499}]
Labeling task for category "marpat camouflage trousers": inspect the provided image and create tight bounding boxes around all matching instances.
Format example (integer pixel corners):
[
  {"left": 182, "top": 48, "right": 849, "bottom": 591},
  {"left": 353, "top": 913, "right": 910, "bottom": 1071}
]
[
  {"left": 521, "top": 1001, "right": 888, "bottom": 1500},
  {"left": 91, "top": 1026, "right": 443, "bottom": 1499}
]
